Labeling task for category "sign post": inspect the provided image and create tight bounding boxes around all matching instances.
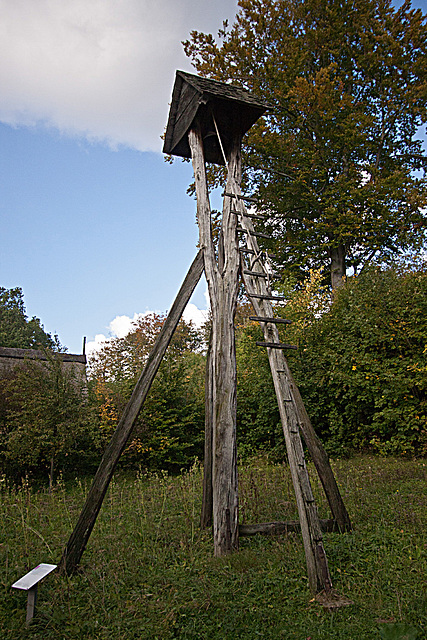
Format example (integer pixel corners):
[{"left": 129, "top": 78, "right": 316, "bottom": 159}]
[{"left": 12, "top": 563, "right": 57, "bottom": 625}]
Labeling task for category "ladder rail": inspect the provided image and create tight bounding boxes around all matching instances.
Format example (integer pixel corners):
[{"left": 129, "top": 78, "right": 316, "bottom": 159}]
[
  {"left": 237, "top": 200, "right": 333, "bottom": 594},
  {"left": 238, "top": 201, "right": 352, "bottom": 534}
]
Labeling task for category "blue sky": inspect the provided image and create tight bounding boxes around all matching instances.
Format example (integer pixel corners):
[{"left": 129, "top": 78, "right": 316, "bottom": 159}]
[
  {"left": 1, "top": 0, "right": 426, "bottom": 354},
  {"left": 1, "top": 123, "right": 209, "bottom": 352},
  {"left": 0, "top": 0, "right": 237, "bottom": 354}
]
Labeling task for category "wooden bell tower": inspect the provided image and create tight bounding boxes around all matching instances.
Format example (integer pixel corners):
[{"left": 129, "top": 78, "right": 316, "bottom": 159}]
[
  {"left": 164, "top": 72, "right": 269, "bottom": 555},
  {"left": 164, "top": 72, "right": 351, "bottom": 597},
  {"left": 61, "top": 72, "right": 351, "bottom": 602}
]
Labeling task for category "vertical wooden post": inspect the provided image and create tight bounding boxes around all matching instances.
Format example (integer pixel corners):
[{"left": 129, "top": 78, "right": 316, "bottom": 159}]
[
  {"left": 189, "top": 124, "right": 241, "bottom": 555},
  {"left": 200, "top": 335, "right": 213, "bottom": 529}
]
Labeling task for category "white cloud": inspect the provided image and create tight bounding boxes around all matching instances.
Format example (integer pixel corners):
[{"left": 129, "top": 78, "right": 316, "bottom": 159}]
[
  {"left": 85, "top": 300, "right": 208, "bottom": 355},
  {"left": 0, "top": 0, "right": 238, "bottom": 151},
  {"left": 109, "top": 313, "right": 149, "bottom": 339},
  {"left": 182, "top": 302, "right": 208, "bottom": 328},
  {"left": 85, "top": 332, "right": 108, "bottom": 356}
]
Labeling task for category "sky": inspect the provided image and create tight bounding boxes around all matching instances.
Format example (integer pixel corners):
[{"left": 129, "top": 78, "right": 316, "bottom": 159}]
[
  {"left": 0, "top": 0, "right": 239, "bottom": 354},
  {"left": 1, "top": 0, "right": 426, "bottom": 355}
]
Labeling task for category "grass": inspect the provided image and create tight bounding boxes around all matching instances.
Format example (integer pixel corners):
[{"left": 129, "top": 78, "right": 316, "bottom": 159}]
[{"left": 1, "top": 455, "right": 426, "bottom": 639}]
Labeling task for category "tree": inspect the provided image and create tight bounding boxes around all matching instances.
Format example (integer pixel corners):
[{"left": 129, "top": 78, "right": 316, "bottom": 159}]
[
  {"left": 89, "top": 313, "right": 206, "bottom": 472},
  {"left": 292, "top": 262, "right": 427, "bottom": 456},
  {"left": 0, "top": 287, "right": 59, "bottom": 350},
  {"left": 1, "top": 352, "right": 94, "bottom": 486},
  {"left": 184, "top": 0, "right": 427, "bottom": 288}
]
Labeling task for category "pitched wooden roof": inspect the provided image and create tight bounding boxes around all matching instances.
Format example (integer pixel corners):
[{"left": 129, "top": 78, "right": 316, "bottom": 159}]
[{"left": 163, "top": 71, "right": 269, "bottom": 165}]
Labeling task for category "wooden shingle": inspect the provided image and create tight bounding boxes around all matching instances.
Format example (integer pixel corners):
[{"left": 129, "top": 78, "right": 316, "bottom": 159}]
[{"left": 163, "top": 71, "right": 269, "bottom": 165}]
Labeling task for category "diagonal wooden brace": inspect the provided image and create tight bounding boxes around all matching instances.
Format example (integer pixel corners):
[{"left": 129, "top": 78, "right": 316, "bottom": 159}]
[{"left": 59, "top": 251, "right": 204, "bottom": 574}]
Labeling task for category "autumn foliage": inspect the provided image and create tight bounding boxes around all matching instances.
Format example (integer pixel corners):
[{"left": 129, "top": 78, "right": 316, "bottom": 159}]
[
  {"left": 184, "top": 0, "right": 427, "bottom": 287},
  {"left": 0, "top": 263, "right": 426, "bottom": 484}
]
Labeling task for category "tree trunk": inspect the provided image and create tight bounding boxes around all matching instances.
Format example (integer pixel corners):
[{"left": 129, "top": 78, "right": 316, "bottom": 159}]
[{"left": 330, "top": 244, "right": 346, "bottom": 289}]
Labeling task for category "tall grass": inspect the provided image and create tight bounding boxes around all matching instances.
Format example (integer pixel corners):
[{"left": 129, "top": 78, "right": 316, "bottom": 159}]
[{"left": 1, "top": 456, "right": 426, "bottom": 639}]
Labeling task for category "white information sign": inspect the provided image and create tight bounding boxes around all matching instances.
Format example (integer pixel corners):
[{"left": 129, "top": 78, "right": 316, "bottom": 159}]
[{"left": 12, "top": 564, "right": 57, "bottom": 591}]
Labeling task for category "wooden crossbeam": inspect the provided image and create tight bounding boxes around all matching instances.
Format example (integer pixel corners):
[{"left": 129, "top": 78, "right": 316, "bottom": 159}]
[
  {"left": 237, "top": 227, "right": 273, "bottom": 240},
  {"left": 256, "top": 341, "right": 298, "bottom": 350},
  {"left": 243, "top": 270, "right": 268, "bottom": 278},
  {"left": 223, "top": 191, "right": 259, "bottom": 203},
  {"left": 249, "top": 316, "right": 292, "bottom": 325},
  {"left": 247, "top": 293, "right": 287, "bottom": 301},
  {"left": 231, "top": 210, "right": 266, "bottom": 221},
  {"left": 239, "top": 519, "right": 348, "bottom": 537}
]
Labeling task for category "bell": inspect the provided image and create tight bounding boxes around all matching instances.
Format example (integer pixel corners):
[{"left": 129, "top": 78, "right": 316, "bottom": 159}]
[{"left": 203, "top": 130, "right": 217, "bottom": 140}]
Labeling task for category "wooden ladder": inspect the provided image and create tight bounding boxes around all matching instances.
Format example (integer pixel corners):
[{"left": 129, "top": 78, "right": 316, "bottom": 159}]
[{"left": 229, "top": 192, "right": 350, "bottom": 595}]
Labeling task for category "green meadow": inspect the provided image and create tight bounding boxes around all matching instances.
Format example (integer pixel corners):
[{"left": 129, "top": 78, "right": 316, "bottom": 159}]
[{"left": 1, "top": 456, "right": 426, "bottom": 639}]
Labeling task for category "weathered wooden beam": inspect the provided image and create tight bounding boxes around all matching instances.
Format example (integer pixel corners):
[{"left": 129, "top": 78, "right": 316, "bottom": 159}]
[
  {"left": 59, "top": 250, "right": 204, "bottom": 574},
  {"left": 239, "top": 519, "right": 342, "bottom": 537},
  {"left": 249, "top": 316, "right": 292, "bottom": 325},
  {"left": 231, "top": 210, "right": 266, "bottom": 221},
  {"left": 241, "top": 256, "right": 334, "bottom": 594},
  {"left": 223, "top": 191, "right": 259, "bottom": 203},
  {"left": 200, "top": 336, "right": 213, "bottom": 529},
  {"left": 256, "top": 341, "right": 298, "bottom": 350},
  {"left": 189, "top": 124, "right": 241, "bottom": 557},
  {"left": 237, "top": 228, "right": 273, "bottom": 240},
  {"left": 243, "top": 270, "right": 268, "bottom": 278},
  {"left": 247, "top": 293, "right": 287, "bottom": 301},
  {"left": 287, "top": 369, "right": 352, "bottom": 532}
]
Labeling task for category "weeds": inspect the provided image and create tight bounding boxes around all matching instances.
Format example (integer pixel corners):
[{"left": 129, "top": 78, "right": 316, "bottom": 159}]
[{"left": 0, "top": 456, "right": 426, "bottom": 639}]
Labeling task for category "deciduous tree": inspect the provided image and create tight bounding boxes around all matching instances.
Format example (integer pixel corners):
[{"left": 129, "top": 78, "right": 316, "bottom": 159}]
[
  {"left": 184, "top": 0, "right": 427, "bottom": 287},
  {"left": 89, "top": 313, "right": 206, "bottom": 471},
  {"left": 0, "top": 287, "right": 59, "bottom": 349}
]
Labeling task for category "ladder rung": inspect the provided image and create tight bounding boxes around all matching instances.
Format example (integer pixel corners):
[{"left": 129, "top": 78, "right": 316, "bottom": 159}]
[
  {"left": 240, "top": 249, "right": 278, "bottom": 259},
  {"left": 256, "top": 341, "right": 298, "bottom": 350},
  {"left": 223, "top": 192, "right": 259, "bottom": 203},
  {"left": 249, "top": 316, "right": 292, "bottom": 324},
  {"left": 247, "top": 293, "right": 287, "bottom": 301},
  {"left": 252, "top": 231, "right": 273, "bottom": 239},
  {"left": 231, "top": 210, "right": 266, "bottom": 221},
  {"left": 244, "top": 270, "right": 268, "bottom": 278},
  {"left": 237, "top": 228, "right": 273, "bottom": 240}
]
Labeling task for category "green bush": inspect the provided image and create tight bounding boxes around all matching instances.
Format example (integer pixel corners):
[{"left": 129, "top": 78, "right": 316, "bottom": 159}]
[
  {"left": 235, "top": 322, "right": 284, "bottom": 461},
  {"left": 90, "top": 315, "right": 206, "bottom": 474},
  {"left": 233, "top": 265, "right": 426, "bottom": 459},
  {"left": 0, "top": 353, "right": 101, "bottom": 484},
  {"left": 124, "top": 351, "right": 206, "bottom": 473},
  {"left": 293, "top": 265, "right": 427, "bottom": 456}
]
